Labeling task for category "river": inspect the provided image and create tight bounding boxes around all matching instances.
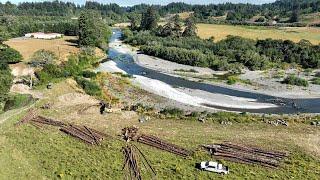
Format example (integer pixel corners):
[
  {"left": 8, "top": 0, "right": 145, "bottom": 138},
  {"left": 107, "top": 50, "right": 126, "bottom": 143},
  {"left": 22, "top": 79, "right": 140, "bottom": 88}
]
[{"left": 97, "top": 29, "right": 320, "bottom": 114}]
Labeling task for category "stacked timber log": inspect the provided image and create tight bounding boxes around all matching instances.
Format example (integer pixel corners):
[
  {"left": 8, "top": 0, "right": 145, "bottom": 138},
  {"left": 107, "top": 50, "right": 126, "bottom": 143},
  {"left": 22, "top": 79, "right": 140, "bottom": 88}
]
[
  {"left": 122, "top": 145, "right": 142, "bottom": 180},
  {"left": 121, "top": 127, "right": 191, "bottom": 158},
  {"left": 60, "top": 125, "right": 105, "bottom": 145},
  {"left": 122, "top": 144, "right": 156, "bottom": 180},
  {"left": 16, "top": 111, "right": 106, "bottom": 145},
  {"left": 31, "top": 116, "right": 67, "bottom": 127},
  {"left": 202, "top": 142, "right": 288, "bottom": 168},
  {"left": 138, "top": 134, "right": 191, "bottom": 158},
  {"left": 15, "top": 109, "right": 38, "bottom": 126}
]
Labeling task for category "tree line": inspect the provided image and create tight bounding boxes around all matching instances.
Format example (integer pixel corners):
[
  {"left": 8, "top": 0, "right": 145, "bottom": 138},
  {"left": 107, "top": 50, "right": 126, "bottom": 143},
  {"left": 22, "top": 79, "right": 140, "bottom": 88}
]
[
  {"left": 124, "top": 28, "right": 320, "bottom": 72},
  {"left": 1, "top": 1, "right": 319, "bottom": 25}
]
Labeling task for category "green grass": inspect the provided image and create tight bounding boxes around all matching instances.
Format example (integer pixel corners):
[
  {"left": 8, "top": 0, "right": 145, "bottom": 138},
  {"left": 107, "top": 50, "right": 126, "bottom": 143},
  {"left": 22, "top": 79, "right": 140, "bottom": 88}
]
[{"left": 0, "top": 109, "right": 320, "bottom": 179}]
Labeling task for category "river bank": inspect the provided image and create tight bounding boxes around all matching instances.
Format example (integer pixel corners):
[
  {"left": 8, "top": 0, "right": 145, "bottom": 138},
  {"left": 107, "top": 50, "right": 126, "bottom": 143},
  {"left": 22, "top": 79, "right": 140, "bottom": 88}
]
[{"left": 97, "top": 29, "right": 320, "bottom": 114}]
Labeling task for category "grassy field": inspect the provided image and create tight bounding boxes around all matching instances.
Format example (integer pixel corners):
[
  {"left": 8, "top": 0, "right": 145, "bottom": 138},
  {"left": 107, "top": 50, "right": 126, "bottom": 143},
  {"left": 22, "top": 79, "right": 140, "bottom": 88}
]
[
  {"left": 4, "top": 36, "right": 79, "bottom": 61},
  {"left": 0, "top": 78, "right": 319, "bottom": 179},
  {"left": 4, "top": 36, "right": 105, "bottom": 63},
  {"left": 197, "top": 24, "right": 320, "bottom": 44}
]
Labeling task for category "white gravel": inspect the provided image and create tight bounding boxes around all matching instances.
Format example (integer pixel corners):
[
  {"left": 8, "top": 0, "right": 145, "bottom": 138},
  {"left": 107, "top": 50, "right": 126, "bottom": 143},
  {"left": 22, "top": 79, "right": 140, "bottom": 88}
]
[{"left": 97, "top": 36, "right": 278, "bottom": 111}]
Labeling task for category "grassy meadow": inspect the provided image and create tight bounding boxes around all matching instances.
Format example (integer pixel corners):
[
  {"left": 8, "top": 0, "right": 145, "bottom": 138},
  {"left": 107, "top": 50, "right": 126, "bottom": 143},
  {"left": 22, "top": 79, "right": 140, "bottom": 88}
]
[
  {"left": 197, "top": 24, "right": 320, "bottom": 44},
  {"left": 0, "top": 79, "right": 319, "bottom": 179}
]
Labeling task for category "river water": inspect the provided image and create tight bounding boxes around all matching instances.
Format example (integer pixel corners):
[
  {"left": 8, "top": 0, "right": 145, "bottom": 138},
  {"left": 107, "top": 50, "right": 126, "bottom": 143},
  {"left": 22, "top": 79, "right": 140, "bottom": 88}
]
[{"left": 98, "top": 29, "right": 320, "bottom": 114}]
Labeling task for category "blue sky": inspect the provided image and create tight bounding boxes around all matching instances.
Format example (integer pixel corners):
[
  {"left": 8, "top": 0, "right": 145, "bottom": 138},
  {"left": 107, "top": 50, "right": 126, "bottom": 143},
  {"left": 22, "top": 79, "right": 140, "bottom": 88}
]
[{"left": 1, "top": 0, "right": 276, "bottom": 6}]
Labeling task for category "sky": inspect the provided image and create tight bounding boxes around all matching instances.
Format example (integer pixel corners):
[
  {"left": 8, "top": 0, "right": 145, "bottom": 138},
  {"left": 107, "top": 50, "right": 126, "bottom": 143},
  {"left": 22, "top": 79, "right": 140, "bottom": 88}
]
[{"left": 1, "top": 0, "right": 277, "bottom": 6}]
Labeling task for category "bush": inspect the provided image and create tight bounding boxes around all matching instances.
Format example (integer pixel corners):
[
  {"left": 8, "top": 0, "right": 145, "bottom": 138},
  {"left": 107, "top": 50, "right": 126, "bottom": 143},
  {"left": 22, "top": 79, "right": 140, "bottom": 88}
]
[
  {"left": 35, "top": 64, "right": 64, "bottom": 84},
  {"left": 312, "top": 78, "right": 320, "bottom": 85},
  {"left": 226, "top": 76, "right": 238, "bottom": 85},
  {"left": 282, "top": 75, "right": 309, "bottom": 87},
  {"left": 3, "top": 94, "right": 35, "bottom": 111},
  {"left": 160, "top": 108, "right": 184, "bottom": 117},
  {"left": 29, "top": 49, "right": 58, "bottom": 67},
  {"left": 75, "top": 77, "right": 102, "bottom": 96},
  {"left": 0, "top": 68, "right": 13, "bottom": 102},
  {"left": 82, "top": 70, "right": 97, "bottom": 78},
  {"left": 0, "top": 47, "right": 22, "bottom": 64}
]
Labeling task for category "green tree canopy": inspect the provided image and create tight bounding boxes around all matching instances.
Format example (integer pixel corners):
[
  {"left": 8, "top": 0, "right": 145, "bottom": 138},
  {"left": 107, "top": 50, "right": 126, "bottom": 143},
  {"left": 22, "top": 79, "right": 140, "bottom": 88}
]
[
  {"left": 140, "top": 7, "right": 158, "bottom": 31},
  {"left": 0, "top": 46, "right": 22, "bottom": 64},
  {"left": 78, "top": 10, "right": 111, "bottom": 49}
]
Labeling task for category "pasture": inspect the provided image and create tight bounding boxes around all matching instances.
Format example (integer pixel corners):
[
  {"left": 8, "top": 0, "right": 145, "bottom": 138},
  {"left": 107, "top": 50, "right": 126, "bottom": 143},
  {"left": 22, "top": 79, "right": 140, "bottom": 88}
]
[
  {"left": 197, "top": 24, "right": 320, "bottom": 44},
  {"left": 4, "top": 36, "right": 79, "bottom": 61}
]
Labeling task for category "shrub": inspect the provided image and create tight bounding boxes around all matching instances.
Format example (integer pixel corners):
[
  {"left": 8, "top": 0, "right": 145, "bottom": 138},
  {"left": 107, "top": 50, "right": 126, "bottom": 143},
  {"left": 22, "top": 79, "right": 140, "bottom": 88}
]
[
  {"left": 160, "top": 108, "right": 184, "bottom": 117},
  {"left": 0, "top": 47, "right": 22, "bottom": 64},
  {"left": 227, "top": 76, "right": 238, "bottom": 85},
  {"left": 35, "top": 64, "right": 64, "bottom": 84},
  {"left": 282, "top": 75, "right": 309, "bottom": 87},
  {"left": 3, "top": 94, "right": 35, "bottom": 111},
  {"left": 312, "top": 78, "right": 320, "bottom": 85},
  {"left": 0, "top": 68, "right": 13, "bottom": 102},
  {"left": 315, "top": 72, "right": 320, "bottom": 77},
  {"left": 75, "top": 77, "right": 102, "bottom": 96},
  {"left": 82, "top": 70, "right": 97, "bottom": 78},
  {"left": 29, "top": 49, "right": 58, "bottom": 67}
]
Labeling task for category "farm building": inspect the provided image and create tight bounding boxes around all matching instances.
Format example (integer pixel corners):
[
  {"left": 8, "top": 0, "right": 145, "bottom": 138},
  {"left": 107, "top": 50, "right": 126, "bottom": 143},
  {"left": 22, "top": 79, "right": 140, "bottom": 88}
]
[{"left": 25, "top": 32, "right": 62, "bottom": 39}]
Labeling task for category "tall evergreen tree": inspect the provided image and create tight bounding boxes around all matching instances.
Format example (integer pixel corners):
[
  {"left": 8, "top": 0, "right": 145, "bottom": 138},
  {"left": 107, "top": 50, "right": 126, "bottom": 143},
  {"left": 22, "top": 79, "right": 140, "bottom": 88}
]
[
  {"left": 289, "top": 0, "right": 300, "bottom": 23},
  {"left": 140, "top": 7, "right": 158, "bottom": 31},
  {"left": 78, "top": 10, "right": 111, "bottom": 48}
]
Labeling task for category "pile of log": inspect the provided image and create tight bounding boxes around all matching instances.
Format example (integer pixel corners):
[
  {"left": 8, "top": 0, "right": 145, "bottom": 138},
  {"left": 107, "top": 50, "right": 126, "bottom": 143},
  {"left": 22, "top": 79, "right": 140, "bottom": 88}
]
[
  {"left": 121, "top": 126, "right": 191, "bottom": 158},
  {"left": 122, "top": 144, "right": 156, "bottom": 180},
  {"left": 16, "top": 110, "right": 106, "bottom": 145},
  {"left": 122, "top": 145, "right": 142, "bottom": 180},
  {"left": 202, "top": 142, "right": 288, "bottom": 168},
  {"left": 60, "top": 125, "right": 105, "bottom": 145},
  {"left": 138, "top": 134, "right": 191, "bottom": 158},
  {"left": 15, "top": 109, "right": 38, "bottom": 126},
  {"left": 31, "top": 116, "right": 67, "bottom": 127}
]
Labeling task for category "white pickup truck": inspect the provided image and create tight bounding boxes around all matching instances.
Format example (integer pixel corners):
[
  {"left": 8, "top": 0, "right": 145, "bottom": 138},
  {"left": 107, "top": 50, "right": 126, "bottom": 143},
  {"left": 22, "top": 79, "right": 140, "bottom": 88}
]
[{"left": 200, "top": 161, "right": 229, "bottom": 175}]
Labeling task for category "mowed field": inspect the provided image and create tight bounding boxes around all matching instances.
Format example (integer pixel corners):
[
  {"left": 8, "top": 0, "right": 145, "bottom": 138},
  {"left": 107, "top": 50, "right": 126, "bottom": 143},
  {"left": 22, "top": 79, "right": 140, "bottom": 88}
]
[
  {"left": 197, "top": 24, "right": 320, "bottom": 44},
  {"left": 4, "top": 36, "right": 79, "bottom": 61}
]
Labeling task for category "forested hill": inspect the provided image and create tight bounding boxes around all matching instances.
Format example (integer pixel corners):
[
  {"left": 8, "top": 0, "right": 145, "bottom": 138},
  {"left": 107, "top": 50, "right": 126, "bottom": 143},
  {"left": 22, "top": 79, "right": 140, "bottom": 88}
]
[{"left": 0, "top": 0, "right": 319, "bottom": 23}]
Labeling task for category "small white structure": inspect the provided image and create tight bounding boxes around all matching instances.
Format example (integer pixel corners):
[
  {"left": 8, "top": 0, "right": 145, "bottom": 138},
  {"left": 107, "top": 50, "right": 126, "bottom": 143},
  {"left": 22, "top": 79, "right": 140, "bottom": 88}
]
[{"left": 25, "top": 32, "right": 62, "bottom": 40}]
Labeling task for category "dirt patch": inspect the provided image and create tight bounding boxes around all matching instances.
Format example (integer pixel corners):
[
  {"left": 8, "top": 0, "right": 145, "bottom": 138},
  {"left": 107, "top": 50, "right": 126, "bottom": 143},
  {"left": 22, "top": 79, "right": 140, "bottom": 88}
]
[
  {"left": 10, "top": 84, "right": 43, "bottom": 99},
  {"left": 9, "top": 63, "right": 34, "bottom": 77}
]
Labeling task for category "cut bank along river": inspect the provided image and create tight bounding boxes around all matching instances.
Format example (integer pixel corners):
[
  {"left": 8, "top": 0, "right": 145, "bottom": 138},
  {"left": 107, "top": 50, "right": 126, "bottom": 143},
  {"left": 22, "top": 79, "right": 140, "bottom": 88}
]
[{"left": 97, "top": 29, "right": 320, "bottom": 114}]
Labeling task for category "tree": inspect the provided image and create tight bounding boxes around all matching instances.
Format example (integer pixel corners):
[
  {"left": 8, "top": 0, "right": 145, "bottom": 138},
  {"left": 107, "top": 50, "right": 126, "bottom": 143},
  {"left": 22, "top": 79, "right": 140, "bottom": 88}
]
[
  {"left": 78, "top": 10, "right": 111, "bottom": 48},
  {"left": 0, "top": 46, "right": 22, "bottom": 64},
  {"left": 78, "top": 10, "right": 97, "bottom": 47},
  {"left": 182, "top": 17, "right": 197, "bottom": 37},
  {"left": 160, "top": 15, "right": 182, "bottom": 37},
  {"left": 0, "top": 67, "right": 13, "bottom": 103},
  {"left": 29, "top": 49, "right": 57, "bottom": 67},
  {"left": 289, "top": 1, "right": 300, "bottom": 23},
  {"left": 128, "top": 14, "right": 140, "bottom": 31},
  {"left": 171, "top": 14, "right": 182, "bottom": 36},
  {"left": 140, "top": 7, "right": 158, "bottom": 31}
]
